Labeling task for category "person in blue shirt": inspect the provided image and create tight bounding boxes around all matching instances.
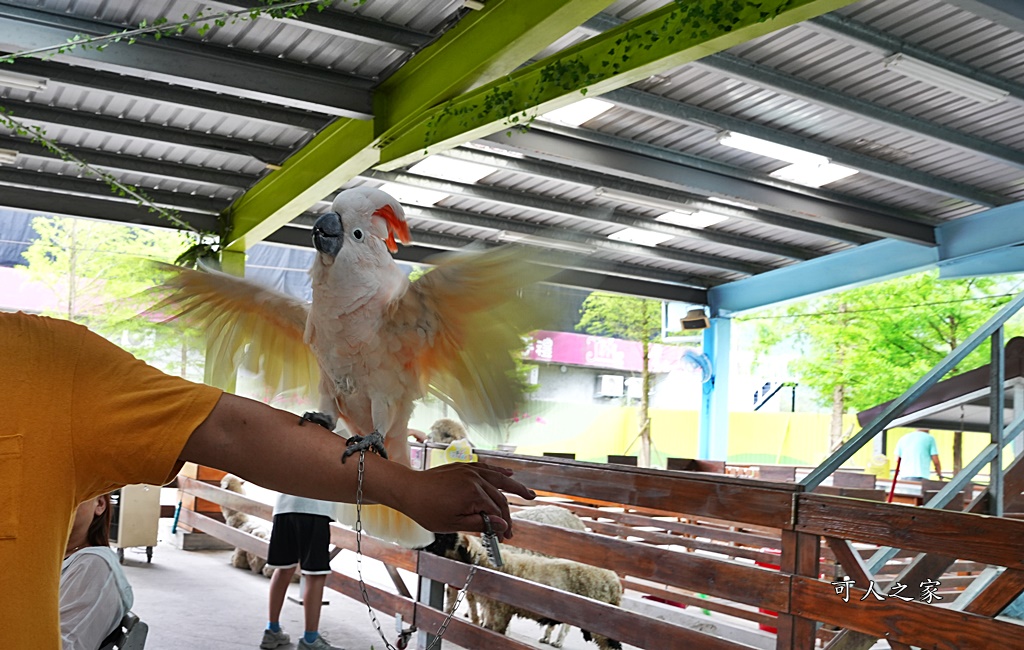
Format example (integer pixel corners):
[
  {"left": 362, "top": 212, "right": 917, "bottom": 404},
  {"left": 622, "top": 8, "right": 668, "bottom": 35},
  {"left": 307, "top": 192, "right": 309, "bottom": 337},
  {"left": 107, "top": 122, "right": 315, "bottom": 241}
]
[{"left": 895, "top": 428, "right": 943, "bottom": 481}]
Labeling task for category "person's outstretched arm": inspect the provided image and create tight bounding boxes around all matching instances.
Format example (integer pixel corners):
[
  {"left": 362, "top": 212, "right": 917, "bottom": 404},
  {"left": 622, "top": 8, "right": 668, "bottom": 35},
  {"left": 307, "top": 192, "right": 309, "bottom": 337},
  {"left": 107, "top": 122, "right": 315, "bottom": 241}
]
[
  {"left": 180, "top": 393, "right": 533, "bottom": 538},
  {"left": 932, "top": 454, "right": 943, "bottom": 480}
]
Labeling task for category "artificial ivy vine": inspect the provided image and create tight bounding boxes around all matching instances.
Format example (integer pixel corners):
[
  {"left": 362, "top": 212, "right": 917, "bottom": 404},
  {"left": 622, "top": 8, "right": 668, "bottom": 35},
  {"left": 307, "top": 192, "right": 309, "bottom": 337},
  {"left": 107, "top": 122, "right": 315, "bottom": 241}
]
[{"left": 419, "top": 0, "right": 797, "bottom": 150}]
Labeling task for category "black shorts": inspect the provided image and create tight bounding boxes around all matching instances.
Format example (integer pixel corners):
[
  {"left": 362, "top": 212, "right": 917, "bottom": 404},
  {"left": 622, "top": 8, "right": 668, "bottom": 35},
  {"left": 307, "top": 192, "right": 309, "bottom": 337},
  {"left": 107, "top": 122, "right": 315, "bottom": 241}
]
[{"left": 266, "top": 513, "right": 332, "bottom": 575}]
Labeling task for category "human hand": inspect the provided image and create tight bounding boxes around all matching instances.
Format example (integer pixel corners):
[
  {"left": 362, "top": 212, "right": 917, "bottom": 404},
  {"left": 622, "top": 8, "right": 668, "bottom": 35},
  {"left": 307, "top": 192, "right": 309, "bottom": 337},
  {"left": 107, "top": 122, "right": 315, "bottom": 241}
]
[{"left": 394, "top": 462, "right": 536, "bottom": 539}]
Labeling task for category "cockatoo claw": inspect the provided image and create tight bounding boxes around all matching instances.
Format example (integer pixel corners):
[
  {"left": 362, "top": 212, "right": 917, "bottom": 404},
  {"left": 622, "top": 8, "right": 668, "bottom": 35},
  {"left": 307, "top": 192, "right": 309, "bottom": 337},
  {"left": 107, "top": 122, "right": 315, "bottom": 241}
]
[
  {"left": 341, "top": 431, "right": 388, "bottom": 463},
  {"left": 300, "top": 411, "right": 335, "bottom": 431}
]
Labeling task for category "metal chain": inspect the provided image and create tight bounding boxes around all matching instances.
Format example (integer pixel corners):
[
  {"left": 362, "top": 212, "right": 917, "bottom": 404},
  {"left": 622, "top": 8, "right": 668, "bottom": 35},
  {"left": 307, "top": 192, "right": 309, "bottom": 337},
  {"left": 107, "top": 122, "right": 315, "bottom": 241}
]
[{"left": 353, "top": 449, "right": 478, "bottom": 650}]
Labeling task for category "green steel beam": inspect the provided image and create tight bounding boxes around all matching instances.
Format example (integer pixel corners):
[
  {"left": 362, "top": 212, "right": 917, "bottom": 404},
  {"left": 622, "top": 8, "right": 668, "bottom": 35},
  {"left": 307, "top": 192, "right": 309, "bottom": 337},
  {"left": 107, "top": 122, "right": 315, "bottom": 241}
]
[
  {"left": 376, "top": 0, "right": 860, "bottom": 169},
  {"left": 226, "top": 118, "right": 376, "bottom": 251},
  {"left": 224, "top": 0, "right": 614, "bottom": 251},
  {"left": 375, "top": 0, "right": 617, "bottom": 135}
]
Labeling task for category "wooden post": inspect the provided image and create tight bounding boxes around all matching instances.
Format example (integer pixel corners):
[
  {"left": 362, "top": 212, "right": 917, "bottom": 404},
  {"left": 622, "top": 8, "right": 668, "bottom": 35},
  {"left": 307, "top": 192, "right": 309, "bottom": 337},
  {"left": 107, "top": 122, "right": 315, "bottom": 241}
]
[{"left": 776, "top": 530, "right": 820, "bottom": 650}]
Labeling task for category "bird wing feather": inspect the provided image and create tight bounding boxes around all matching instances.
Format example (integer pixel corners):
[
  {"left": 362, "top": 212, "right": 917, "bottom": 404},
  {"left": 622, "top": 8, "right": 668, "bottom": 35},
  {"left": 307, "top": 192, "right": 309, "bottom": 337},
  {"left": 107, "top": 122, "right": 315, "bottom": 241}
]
[
  {"left": 146, "top": 262, "right": 320, "bottom": 401},
  {"left": 386, "top": 246, "right": 552, "bottom": 429}
]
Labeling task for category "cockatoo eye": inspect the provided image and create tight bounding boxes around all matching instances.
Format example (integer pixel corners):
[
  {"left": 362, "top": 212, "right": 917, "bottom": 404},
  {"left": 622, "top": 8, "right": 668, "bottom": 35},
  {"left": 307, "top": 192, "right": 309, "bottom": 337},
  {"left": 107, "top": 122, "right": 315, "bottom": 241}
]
[{"left": 352, "top": 228, "right": 364, "bottom": 241}]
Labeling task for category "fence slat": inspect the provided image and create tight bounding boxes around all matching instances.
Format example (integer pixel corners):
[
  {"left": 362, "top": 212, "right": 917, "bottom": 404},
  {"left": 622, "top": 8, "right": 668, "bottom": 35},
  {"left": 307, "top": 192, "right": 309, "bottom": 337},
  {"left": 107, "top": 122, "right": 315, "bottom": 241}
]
[
  {"left": 792, "top": 576, "right": 1024, "bottom": 648},
  {"left": 178, "top": 476, "right": 273, "bottom": 520},
  {"left": 483, "top": 454, "right": 797, "bottom": 528},
  {"left": 496, "top": 520, "right": 790, "bottom": 610},
  {"left": 797, "top": 494, "right": 1024, "bottom": 569},
  {"left": 178, "top": 509, "right": 266, "bottom": 557},
  {"left": 419, "top": 553, "right": 753, "bottom": 650},
  {"left": 964, "top": 568, "right": 1024, "bottom": 616}
]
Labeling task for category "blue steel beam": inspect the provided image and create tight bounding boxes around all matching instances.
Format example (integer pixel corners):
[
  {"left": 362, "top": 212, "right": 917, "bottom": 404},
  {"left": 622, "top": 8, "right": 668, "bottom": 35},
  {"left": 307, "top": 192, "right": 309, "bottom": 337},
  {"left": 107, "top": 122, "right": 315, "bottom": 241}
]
[
  {"left": 709, "top": 240, "right": 938, "bottom": 317},
  {"left": 711, "top": 199, "right": 1024, "bottom": 316},
  {"left": 699, "top": 317, "right": 731, "bottom": 461},
  {"left": 938, "top": 247, "right": 1024, "bottom": 280}
]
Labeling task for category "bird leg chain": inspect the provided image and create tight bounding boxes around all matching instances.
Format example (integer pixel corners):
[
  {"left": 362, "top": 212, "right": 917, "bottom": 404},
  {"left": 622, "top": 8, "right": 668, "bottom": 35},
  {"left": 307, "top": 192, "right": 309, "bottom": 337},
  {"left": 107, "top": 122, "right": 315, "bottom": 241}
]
[{"left": 352, "top": 450, "right": 477, "bottom": 650}]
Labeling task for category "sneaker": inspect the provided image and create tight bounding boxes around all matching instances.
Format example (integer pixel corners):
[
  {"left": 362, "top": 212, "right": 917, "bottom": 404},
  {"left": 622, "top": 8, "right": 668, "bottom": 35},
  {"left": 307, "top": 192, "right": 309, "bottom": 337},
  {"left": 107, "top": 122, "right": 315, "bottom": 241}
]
[
  {"left": 298, "top": 635, "right": 341, "bottom": 650},
  {"left": 260, "top": 628, "right": 290, "bottom": 649}
]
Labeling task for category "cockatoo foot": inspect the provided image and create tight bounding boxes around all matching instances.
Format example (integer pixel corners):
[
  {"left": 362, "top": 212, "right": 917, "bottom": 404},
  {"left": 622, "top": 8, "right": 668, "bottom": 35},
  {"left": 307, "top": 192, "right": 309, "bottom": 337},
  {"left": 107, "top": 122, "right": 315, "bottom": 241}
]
[
  {"left": 341, "top": 431, "right": 388, "bottom": 463},
  {"left": 300, "top": 411, "right": 336, "bottom": 430}
]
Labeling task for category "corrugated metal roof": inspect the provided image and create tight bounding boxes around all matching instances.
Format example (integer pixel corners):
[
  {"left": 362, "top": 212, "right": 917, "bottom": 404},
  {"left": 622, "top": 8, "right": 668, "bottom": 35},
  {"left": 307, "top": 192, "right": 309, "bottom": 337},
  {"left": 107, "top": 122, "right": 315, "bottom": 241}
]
[{"left": 3, "top": 0, "right": 1024, "bottom": 302}]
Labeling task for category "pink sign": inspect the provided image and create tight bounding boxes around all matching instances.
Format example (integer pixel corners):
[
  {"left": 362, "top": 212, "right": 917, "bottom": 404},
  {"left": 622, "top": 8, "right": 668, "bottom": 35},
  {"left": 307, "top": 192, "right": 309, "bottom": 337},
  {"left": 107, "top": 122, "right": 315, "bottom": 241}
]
[{"left": 523, "top": 330, "right": 696, "bottom": 373}]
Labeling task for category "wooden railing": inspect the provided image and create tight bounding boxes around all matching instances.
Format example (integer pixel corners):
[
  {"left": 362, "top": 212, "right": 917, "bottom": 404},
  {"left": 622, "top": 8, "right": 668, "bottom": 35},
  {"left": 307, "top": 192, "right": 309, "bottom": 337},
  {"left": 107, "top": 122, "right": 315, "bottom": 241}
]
[{"left": 177, "top": 449, "right": 1024, "bottom": 650}]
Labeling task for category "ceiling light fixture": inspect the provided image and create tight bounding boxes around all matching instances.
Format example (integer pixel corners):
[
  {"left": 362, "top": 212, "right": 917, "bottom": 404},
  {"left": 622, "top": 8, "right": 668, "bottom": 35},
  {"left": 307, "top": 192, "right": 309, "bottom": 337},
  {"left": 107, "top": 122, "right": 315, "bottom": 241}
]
[
  {"left": 538, "top": 98, "right": 614, "bottom": 127},
  {"left": 377, "top": 182, "right": 449, "bottom": 207},
  {"left": 770, "top": 162, "right": 858, "bottom": 188},
  {"left": 883, "top": 53, "right": 1008, "bottom": 104},
  {"left": 655, "top": 210, "right": 729, "bottom": 229},
  {"left": 607, "top": 227, "right": 674, "bottom": 246},
  {"left": 717, "top": 132, "right": 829, "bottom": 166},
  {"left": 498, "top": 231, "right": 595, "bottom": 254},
  {"left": 0, "top": 70, "right": 48, "bottom": 92},
  {"left": 408, "top": 156, "right": 493, "bottom": 184},
  {"left": 0, "top": 149, "right": 18, "bottom": 164}
]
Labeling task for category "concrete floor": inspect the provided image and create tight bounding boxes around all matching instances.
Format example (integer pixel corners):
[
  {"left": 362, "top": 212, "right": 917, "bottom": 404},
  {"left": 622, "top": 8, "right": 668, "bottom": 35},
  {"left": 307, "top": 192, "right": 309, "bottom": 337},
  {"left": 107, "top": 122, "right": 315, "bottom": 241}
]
[{"left": 120, "top": 521, "right": 632, "bottom": 650}]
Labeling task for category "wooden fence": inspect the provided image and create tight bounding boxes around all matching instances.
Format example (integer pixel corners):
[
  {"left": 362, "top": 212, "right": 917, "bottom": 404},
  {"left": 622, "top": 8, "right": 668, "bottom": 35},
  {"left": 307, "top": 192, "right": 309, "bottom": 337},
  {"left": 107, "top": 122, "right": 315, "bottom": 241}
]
[{"left": 177, "top": 449, "right": 1024, "bottom": 650}]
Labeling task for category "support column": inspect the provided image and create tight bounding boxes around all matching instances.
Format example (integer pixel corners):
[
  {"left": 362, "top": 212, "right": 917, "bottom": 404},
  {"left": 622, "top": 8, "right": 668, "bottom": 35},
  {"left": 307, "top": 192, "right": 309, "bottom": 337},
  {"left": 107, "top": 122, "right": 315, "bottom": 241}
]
[
  {"left": 991, "top": 327, "right": 1005, "bottom": 517},
  {"left": 699, "top": 316, "right": 731, "bottom": 460}
]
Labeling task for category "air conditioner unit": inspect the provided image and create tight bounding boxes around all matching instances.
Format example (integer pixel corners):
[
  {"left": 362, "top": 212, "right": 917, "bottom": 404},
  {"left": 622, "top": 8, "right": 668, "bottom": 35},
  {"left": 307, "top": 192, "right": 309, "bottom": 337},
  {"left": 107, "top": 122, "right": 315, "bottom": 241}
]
[
  {"left": 596, "top": 374, "right": 624, "bottom": 397},
  {"left": 526, "top": 365, "right": 540, "bottom": 386},
  {"left": 625, "top": 377, "right": 643, "bottom": 400}
]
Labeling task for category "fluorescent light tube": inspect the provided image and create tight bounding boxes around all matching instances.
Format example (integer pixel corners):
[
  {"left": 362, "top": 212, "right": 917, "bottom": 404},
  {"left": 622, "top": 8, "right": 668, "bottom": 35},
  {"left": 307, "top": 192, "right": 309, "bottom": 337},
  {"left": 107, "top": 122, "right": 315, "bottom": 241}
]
[
  {"left": 409, "top": 156, "right": 493, "bottom": 184},
  {"left": 607, "top": 227, "right": 674, "bottom": 246},
  {"left": 0, "top": 70, "right": 48, "bottom": 92},
  {"left": 883, "top": 53, "right": 1008, "bottom": 104},
  {"left": 770, "top": 162, "right": 858, "bottom": 188},
  {"left": 377, "top": 182, "right": 449, "bottom": 207},
  {"left": 656, "top": 210, "right": 729, "bottom": 229},
  {"left": 0, "top": 149, "right": 17, "bottom": 164},
  {"left": 539, "top": 98, "right": 614, "bottom": 127},
  {"left": 717, "top": 132, "right": 829, "bottom": 166}
]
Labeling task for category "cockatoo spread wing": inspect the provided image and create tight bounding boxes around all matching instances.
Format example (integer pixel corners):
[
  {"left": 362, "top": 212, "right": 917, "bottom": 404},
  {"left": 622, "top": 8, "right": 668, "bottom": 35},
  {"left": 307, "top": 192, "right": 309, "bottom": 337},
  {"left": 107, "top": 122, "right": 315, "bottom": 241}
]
[
  {"left": 147, "top": 262, "right": 320, "bottom": 402},
  {"left": 388, "top": 245, "right": 553, "bottom": 430}
]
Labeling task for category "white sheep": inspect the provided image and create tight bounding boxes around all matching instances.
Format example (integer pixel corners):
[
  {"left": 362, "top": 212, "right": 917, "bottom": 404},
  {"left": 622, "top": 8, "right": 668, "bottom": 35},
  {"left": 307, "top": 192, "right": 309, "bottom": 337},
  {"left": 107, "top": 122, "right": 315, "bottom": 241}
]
[
  {"left": 426, "top": 532, "right": 622, "bottom": 650},
  {"left": 429, "top": 418, "right": 469, "bottom": 444},
  {"left": 444, "top": 504, "right": 588, "bottom": 643},
  {"left": 510, "top": 506, "right": 588, "bottom": 647},
  {"left": 219, "top": 475, "right": 274, "bottom": 578}
]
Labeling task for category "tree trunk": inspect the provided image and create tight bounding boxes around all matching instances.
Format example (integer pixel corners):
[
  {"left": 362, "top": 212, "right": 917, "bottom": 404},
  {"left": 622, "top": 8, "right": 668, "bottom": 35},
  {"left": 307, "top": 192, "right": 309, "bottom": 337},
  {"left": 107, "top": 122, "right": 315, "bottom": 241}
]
[
  {"left": 638, "top": 338, "right": 652, "bottom": 468},
  {"left": 953, "top": 431, "right": 963, "bottom": 474},
  {"left": 830, "top": 384, "right": 846, "bottom": 451},
  {"left": 180, "top": 338, "right": 189, "bottom": 378},
  {"left": 67, "top": 219, "right": 78, "bottom": 320}
]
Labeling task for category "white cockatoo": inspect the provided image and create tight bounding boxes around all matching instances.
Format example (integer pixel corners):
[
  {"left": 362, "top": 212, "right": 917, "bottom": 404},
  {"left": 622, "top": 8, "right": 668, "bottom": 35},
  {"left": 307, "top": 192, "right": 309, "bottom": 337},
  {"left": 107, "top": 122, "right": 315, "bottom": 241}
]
[{"left": 148, "top": 187, "right": 549, "bottom": 547}]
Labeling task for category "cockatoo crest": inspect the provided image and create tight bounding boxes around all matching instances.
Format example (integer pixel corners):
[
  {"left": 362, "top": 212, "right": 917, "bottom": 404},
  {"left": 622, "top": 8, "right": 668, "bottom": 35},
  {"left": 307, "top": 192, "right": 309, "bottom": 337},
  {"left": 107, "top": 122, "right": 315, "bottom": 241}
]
[{"left": 375, "top": 204, "right": 410, "bottom": 253}]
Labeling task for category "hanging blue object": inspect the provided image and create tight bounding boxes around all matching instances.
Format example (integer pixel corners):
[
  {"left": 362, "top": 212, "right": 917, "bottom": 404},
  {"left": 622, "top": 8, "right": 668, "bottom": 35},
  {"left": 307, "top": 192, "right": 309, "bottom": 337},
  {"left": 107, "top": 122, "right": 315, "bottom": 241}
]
[{"left": 682, "top": 349, "right": 712, "bottom": 383}]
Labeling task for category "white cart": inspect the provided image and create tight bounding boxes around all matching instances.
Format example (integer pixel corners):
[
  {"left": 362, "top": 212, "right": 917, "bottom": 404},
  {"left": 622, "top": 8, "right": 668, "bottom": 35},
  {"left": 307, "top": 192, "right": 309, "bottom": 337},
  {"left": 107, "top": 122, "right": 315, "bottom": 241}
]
[{"left": 110, "top": 484, "right": 160, "bottom": 563}]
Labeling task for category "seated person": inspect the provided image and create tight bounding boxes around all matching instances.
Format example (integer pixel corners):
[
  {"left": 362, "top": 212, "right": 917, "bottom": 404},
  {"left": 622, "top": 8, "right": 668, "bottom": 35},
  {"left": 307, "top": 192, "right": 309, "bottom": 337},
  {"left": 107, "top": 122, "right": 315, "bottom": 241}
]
[{"left": 60, "top": 494, "right": 133, "bottom": 650}]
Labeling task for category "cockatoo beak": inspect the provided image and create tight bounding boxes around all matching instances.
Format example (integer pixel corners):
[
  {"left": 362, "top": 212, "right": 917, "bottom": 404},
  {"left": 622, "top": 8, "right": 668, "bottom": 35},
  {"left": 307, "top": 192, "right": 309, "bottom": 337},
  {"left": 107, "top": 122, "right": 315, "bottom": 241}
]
[{"left": 312, "top": 211, "right": 343, "bottom": 258}]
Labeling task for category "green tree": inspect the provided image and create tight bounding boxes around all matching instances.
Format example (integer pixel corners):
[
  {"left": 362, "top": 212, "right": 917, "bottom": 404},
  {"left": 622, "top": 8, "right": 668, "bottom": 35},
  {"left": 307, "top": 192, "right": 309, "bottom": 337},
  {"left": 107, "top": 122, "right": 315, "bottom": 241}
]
[
  {"left": 577, "top": 292, "right": 662, "bottom": 467},
  {"left": 18, "top": 214, "right": 202, "bottom": 378},
  {"left": 748, "top": 271, "right": 1020, "bottom": 462}
]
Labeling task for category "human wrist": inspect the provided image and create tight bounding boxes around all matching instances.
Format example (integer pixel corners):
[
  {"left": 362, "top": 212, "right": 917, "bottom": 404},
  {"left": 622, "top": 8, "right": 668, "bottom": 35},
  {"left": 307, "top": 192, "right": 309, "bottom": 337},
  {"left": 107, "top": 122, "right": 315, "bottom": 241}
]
[{"left": 359, "top": 452, "right": 415, "bottom": 511}]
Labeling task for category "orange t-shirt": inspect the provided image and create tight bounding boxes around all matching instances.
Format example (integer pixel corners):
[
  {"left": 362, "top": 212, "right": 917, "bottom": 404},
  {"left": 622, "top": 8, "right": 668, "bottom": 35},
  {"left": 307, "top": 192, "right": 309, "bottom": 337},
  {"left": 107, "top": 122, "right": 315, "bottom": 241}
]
[{"left": 0, "top": 312, "right": 222, "bottom": 646}]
